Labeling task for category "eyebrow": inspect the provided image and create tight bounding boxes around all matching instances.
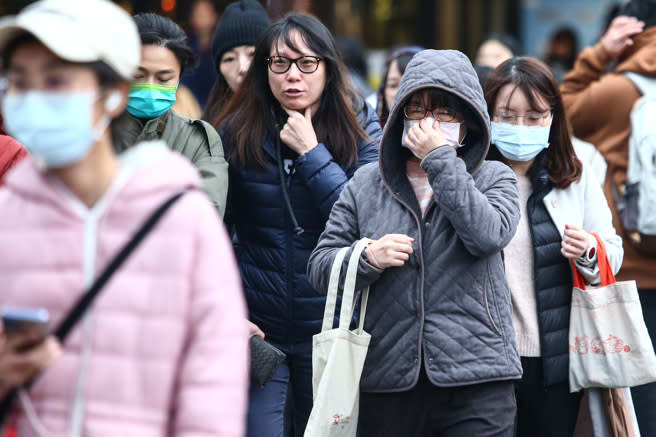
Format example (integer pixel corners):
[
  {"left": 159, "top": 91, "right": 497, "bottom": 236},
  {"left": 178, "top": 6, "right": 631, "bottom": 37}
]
[{"left": 137, "top": 66, "right": 176, "bottom": 75}]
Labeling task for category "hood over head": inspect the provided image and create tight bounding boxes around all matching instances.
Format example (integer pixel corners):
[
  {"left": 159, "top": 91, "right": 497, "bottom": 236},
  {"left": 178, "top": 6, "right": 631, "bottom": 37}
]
[{"left": 379, "top": 49, "right": 490, "bottom": 183}]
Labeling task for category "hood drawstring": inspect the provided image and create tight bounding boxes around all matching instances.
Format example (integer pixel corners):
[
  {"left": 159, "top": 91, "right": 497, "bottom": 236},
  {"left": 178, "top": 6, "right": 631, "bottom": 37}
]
[{"left": 275, "top": 131, "right": 304, "bottom": 235}]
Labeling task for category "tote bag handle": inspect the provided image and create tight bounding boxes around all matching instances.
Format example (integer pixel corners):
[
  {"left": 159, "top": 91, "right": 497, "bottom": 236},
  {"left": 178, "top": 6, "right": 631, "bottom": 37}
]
[
  {"left": 571, "top": 233, "right": 616, "bottom": 289},
  {"left": 321, "top": 239, "right": 370, "bottom": 333}
]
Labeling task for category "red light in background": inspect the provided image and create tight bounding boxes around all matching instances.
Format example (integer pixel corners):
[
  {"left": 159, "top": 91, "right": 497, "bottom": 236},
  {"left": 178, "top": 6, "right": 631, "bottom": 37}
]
[{"left": 161, "top": 0, "right": 176, "bottom": 13}]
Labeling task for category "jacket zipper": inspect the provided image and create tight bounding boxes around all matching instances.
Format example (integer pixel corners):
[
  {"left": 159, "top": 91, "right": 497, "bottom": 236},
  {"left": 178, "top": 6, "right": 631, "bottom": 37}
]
[{"left": 387, "top": 189, "right": 425, "bottom": 374}]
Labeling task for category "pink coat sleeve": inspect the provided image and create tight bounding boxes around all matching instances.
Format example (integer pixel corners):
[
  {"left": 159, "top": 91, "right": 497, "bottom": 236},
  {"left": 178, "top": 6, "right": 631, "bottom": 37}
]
[{"left": 172, "top": 193, "right": 249, "bottom": 437}]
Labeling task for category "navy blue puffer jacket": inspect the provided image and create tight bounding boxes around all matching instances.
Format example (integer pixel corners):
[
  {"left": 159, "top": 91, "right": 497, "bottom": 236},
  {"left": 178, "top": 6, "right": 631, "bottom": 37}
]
[{"left": 224, "top": 104, "right": 381, "bottom": 343}]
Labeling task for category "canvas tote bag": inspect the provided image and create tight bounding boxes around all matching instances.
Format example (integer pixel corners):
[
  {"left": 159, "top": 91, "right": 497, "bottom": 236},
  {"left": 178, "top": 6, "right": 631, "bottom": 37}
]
[
  {"left": 304, "top": 239, "right": 371, "bottom": 437},
  {"left": 569, "top": 233, "right": 656, "bottom": 392}
]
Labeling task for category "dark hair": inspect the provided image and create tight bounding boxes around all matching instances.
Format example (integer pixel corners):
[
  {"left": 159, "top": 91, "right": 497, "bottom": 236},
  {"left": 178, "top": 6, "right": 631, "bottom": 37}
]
[
  {"left": 202, "top": 72, "right": 232, "bottom": 122},
  {"left": 215, "top": 13, "right": 368, "bottom": 169},
  {"left": 544, "top": 26, "right": 579, "bottom": 69},
  {"left": 376, "top": 46, "right": 423, "bottom": 127},
  {"left": 483, "top": 57, "right": 582, "bottom": 189},
  {"left": 132, "top": 13, "right": 196, "bottom": 75},
  {"left": 621, "top": 0, "right": 656, "bottom": 28},
  {"left": 336, "top": 36, "right": 368, "bottom": 77}
]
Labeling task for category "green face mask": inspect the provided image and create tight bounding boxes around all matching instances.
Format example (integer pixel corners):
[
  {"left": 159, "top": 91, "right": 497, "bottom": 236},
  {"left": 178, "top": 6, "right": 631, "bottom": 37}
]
[{"left": 126, "top": 82, "right": 177, "bottom": 119}]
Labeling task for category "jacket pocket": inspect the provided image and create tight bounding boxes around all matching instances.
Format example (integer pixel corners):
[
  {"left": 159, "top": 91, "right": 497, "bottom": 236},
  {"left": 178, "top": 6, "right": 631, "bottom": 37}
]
[{"left": 483, "top": 275, "right": 503, "bottom": 337}]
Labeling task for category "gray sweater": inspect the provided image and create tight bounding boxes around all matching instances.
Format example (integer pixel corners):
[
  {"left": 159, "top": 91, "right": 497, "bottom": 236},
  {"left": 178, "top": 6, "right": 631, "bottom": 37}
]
[{"left": 307, "top": 50, "right": 522, "bottom": 392}]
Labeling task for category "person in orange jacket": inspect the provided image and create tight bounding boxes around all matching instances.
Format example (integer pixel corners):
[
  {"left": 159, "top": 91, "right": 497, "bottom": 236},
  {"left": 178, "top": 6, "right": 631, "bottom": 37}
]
[{"left": 0, "top": 114, "right": 27, "bottom": 185}]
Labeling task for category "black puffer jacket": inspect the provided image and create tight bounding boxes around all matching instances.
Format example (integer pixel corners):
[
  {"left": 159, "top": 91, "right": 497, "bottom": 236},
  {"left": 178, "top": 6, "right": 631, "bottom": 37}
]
[{"left": 527, "top": 165, "right": 574, "bottom": 387}]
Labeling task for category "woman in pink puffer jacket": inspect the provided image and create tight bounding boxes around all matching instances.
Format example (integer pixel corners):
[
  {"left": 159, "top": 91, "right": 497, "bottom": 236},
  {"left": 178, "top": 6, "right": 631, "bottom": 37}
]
[{"left": 0, "top": 1, "right": 248, "bottom": 437}]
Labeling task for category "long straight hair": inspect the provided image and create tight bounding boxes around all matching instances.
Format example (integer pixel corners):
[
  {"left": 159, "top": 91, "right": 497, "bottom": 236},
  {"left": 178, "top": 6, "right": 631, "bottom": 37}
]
[
  {"left": 214, "top": 13, "right": 368, "bottom": 169},
  {"left": 484, "top": 57, "right": 582, "bottom": 189}
]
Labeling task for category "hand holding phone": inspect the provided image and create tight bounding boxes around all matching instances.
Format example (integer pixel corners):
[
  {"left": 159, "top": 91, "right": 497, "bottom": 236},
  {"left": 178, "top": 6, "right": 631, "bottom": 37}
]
[
  {"left": 1, "top": 306, "right": 49, "bottom": 342},
  {"left": 0, "top": 307, "right": 59, "bottom": 388}
]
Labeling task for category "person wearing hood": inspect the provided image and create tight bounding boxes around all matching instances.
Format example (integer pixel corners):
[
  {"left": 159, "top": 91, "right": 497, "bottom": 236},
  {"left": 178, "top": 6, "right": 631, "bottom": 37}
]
[
  {"left": 113, "top": 12, "right": 228, "bottom": 217},
  {"left": 308, "top": 49, "right": 521, "bottom": 436},
  {"left": 215, "top": 13, "right": 381, "bottom": 436},
  {"left": 0, "top": 1, "right": 248, "bottom": 436}
]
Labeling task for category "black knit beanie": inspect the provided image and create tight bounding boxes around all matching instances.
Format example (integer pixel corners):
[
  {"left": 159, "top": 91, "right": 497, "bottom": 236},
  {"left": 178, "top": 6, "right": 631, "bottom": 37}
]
[{"left": 211, "top": 0, "right": 270, "bottom": 72}]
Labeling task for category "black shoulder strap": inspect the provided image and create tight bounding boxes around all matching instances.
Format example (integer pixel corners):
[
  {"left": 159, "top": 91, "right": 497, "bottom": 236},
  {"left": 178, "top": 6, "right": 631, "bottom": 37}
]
[
  {"left": 0, "top": 189, "right": 189, "bottom": 423},
  {"left": 54, "top": 189, "right": 188, "bottom": 341}
]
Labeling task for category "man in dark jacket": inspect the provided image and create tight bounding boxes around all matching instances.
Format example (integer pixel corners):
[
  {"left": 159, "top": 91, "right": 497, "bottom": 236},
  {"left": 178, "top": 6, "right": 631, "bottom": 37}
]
[{"left": 308, "top": 49, "right": 522, "bottom": 436}]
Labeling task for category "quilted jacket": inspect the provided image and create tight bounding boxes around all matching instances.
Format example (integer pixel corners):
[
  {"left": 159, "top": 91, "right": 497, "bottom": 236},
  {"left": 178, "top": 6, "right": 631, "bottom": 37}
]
[
  {"left": 0, "top": 142, "right": 248, "bottom": 437},
  {"left": 308, "top": 50, "right": 523, "bottom": 392},
  {"left": 224, "top": 102, "right": 381, "bottom": 344}
]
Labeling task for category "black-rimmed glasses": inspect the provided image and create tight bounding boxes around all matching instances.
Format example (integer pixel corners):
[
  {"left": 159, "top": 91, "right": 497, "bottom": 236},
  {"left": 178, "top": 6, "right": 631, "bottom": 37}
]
[
  {"left": 403, "top": 104, "right": 460, "bottom": 122},
  {"left": 266, "top": 56, "right": 323, "bottom": 74}
]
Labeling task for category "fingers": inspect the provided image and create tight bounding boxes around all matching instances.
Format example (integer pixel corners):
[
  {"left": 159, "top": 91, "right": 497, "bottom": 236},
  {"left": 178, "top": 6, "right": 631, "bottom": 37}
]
[
  {"left": 0, "top": 336, "right": 60, "bottom": 387},
  {"left": 247, "top": 320, "right": 265, "bottom": 339},
  {"left": 368, "top": 234, "right": 415, "bottom": 268},
  {"left": 562, "top": 226, "right": 591, "bottom": 259},
  {"left": 304, "top": 106, "right": 312, "bottom": 121}
]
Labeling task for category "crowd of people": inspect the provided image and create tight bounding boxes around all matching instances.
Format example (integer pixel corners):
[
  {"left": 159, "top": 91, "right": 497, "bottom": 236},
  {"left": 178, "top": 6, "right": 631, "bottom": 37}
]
[{"left": 0, "top": 0, "right": 653, "bottom": 436}]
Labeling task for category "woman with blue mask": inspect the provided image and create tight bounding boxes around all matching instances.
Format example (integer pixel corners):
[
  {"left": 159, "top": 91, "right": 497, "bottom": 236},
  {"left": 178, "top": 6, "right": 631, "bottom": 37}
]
[
  {"left": 114, "top": 13, "right": 228, "bottom": 217},
  {"left": 484, "top": 57, "right": 624, "bottom": 437}
]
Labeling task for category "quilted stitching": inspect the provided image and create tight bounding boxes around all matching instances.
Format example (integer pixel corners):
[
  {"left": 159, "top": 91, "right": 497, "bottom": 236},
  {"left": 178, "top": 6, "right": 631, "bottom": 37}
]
[{"left": 308, "top": 50, "right": 522, "bottom": 391}]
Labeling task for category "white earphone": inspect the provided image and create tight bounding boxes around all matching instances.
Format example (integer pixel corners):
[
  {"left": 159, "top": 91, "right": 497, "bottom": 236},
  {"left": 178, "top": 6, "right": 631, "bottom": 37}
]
[{"left": 104, "top": 91, "right": 122, "bottom": 112}]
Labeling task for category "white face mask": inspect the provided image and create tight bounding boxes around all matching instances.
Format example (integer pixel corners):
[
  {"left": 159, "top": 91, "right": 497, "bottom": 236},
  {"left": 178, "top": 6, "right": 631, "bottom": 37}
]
[{"left": 401, "top": 117, "right": 464, "bottom": 158}]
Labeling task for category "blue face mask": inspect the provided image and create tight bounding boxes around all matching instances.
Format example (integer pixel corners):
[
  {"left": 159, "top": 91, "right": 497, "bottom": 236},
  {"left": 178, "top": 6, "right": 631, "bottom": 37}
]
[
  {"left": 126, "top": 82, "right": 177, "bottom": 119},
  {"left": 490, "top": 121, "right": 551, "bottom": 162},
  {"left": 2, "top": 91, "right": 108, "bottom": 168}
]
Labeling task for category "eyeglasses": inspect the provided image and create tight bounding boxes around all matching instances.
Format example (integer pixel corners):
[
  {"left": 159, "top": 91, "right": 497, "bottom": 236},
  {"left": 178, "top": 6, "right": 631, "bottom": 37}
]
[
  {"left": 494, "top": 111, "right": 551, "bottom": 126},
  {"left": 403, "top": 104, "right": 460, "bottom": 122},
  {"left": 266, "top": 55, "right": 323, "bottom": 74}
]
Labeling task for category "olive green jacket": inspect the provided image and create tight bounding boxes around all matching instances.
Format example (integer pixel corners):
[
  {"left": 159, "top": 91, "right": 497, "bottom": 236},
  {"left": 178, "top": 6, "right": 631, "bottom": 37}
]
[{"left": 114, "top": 110, "right": 228, "bottom": 217}]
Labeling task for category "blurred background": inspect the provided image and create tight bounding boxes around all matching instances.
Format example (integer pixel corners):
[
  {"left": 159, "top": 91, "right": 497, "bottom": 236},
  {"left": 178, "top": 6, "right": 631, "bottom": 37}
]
[{"left": 0, "top": 0, "right": 625, "bottom": 91}]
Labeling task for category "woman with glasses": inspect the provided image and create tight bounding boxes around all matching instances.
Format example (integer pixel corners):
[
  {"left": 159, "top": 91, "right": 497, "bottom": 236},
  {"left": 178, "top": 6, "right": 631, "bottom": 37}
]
[
  {"left": 214, "top": 13, "right": 381, "bottom": 437},
  {"left": 484, "top": 57, "right": 623, "bottom": 436},
  {"left": 308, "top": 49, "right": 522, "bottom": 436}
]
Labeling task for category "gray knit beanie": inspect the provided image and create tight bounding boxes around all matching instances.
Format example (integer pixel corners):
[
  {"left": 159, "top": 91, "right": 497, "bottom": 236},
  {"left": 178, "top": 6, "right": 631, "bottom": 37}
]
[{"left": 211, "top": 0, "right": 270, "bottom": 72}]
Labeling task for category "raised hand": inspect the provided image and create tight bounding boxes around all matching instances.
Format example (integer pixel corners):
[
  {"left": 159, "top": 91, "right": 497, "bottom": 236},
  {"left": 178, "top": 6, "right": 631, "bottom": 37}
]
[
  {"left": 365, "top": 234, "right": 414, "bottom": 269},
  {"left": 601, "top": 16, "right": 645, "bottom": 60},
  {"left": 561, "top": 224, "right": 594, "bottom": 260},
  {"left": 280, "top": 106, "right": 319, "bottom": 156},
  {"left": 404, "top": 118, "right": 449, "bottom": 159}
]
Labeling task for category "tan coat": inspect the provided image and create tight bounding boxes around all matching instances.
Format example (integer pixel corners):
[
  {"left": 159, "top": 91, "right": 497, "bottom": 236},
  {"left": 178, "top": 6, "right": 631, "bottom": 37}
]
[{"left": 561, "top": 27, "right": 656, "bottom": 289}]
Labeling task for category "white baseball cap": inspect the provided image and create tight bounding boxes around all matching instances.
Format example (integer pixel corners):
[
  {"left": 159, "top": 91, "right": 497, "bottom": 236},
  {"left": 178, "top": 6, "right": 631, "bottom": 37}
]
[{"left": 0, "top": 0, "right": 140, "bottom": 79}]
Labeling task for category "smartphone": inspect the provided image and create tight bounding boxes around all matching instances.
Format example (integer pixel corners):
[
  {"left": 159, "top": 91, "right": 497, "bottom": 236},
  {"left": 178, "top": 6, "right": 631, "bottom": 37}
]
[{"left": 1, "top": 306, "right": 50, "bottom": 340}]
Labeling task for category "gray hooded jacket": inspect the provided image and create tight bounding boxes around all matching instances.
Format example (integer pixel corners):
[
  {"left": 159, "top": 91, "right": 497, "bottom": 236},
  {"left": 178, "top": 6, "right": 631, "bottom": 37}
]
[{"left": 307, "top": 50, "right": 522, "bottom": 392}]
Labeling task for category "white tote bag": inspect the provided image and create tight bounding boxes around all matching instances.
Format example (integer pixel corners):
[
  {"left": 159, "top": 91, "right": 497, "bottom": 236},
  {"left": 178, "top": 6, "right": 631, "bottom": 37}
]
[
  {"left": 569, "top": 234, "right": 656, "bottom": 392},
  {"left": 304, "top": 239, "right": 371, "bottom": 437}
]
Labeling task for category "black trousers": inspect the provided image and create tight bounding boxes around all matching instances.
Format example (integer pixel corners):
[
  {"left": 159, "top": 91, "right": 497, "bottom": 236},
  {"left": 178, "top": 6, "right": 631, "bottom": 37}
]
[
  {"left": 359, "top": 366, "right": 516, "bottom": 437},
  {"left": 514, "top": 357, "right": 583, "bottom": 437},
  {"left": 630, "top": 289, "right": 656, "bottom": 437}
]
